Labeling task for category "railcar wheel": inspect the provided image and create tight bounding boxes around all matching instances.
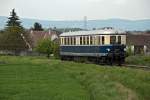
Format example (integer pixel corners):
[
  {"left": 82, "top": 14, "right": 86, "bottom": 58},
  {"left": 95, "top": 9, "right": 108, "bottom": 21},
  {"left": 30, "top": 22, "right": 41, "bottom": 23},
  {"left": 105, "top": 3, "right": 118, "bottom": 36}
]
[
  {"left": 106, "top": 57, "right": 113, "bottom": 65},
  {"left": 117, "top": 56, "right": 122, "bottom": 66},
  {"left": 100, "top": 57, "right": 106, "bottom": 64},
  {"left": 61, "top": 57, "right": 63, "bottom": 60}
]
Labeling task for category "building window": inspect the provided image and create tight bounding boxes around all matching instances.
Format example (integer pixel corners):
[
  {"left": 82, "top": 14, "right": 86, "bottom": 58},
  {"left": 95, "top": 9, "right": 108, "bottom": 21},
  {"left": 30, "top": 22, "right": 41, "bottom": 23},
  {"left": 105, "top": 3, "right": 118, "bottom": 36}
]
[
  {"left": 102, "top": 36, "right": 104, "bottom": 45},
  {"left": 118, "top": 36, "right": 121, "bottom": 44},
  {"left": 110, "top": 36, "right": 116, "bottom": 44},
  {"left": 80, "top": 37, "right": 82, "bottom": 45}
]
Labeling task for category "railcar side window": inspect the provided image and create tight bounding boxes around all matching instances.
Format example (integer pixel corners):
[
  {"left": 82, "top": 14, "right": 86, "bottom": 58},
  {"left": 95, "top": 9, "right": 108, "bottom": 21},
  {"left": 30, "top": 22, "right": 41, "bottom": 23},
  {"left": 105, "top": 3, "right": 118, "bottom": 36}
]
[
  {"left": 68, "top": 37, "right": 70, "bottom": 45},
  {"left": 90, "top": 36, "right": 93, "bottom": 45},
  {"left": 72, "top": 37, "right": 74, "bottom": 45},
  {"left": 60, "top": 38, "right": 61, "bottom": 45},
  {"left": 64, "top": 38, "right": 66, "bottom": 45},
  {"left": 70, "top": 37, "right": 73, "bottom": 45},
  {"left": 66, "top": 37, "right": 68, "bottom": 45},
  {"left": 87, "top": 36, "right": 89, "bottom": 45},
  {"left": 80, "top": 37, "right": 82, "bottom": 45},
  {"left": 83, "top": 37, "right": 86, "bottom": 45},
  {"left": 98, "top": 36, "right": 101, "bottom": 45},
  {"left": 67, "top": 37, "right": 69, "bottom": 45},
  {"left": 65, "top": 37, "right": 67, "bottom": 45},
  {"left": 110, "top": 36, "right": 116, "bottom": 44},
  {"left": 102, "top": 36, "right": 104, "bottom": 45},
  {"left": 118, "top": 36, "right": 121, "bottom": 44},
  {"left": 61, "top": 38, "right": 63, "bottom": 45},
  {"left": 74, "top": 37, "right": 76, "bottom": 45},
  {"left": 62, "top": 38, "right": 64, "bottom": 45}
]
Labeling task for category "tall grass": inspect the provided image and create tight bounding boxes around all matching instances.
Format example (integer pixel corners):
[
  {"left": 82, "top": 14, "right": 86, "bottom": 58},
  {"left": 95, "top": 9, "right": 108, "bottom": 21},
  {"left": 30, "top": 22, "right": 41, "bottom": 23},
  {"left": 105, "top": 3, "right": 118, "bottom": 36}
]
[{"left": 126, "top": 55, "right": 150, "bottom": 66}]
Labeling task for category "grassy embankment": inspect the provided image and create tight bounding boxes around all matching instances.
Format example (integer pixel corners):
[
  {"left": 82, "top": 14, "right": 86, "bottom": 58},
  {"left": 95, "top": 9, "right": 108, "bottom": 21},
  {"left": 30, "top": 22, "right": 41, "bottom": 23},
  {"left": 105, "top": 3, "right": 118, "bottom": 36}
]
[
  {"left": 126, "top": 55, "right": 150, "bottom": 67},
  {"left": 0, "top": 56, "right": 150, "bottom": 100}
]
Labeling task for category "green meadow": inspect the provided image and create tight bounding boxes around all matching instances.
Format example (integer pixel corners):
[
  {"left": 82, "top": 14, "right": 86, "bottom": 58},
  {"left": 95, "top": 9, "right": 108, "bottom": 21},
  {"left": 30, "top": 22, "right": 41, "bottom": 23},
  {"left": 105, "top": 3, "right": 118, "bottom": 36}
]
[{"left": 0, "top": 56, "right": 149, "bottom": 100}]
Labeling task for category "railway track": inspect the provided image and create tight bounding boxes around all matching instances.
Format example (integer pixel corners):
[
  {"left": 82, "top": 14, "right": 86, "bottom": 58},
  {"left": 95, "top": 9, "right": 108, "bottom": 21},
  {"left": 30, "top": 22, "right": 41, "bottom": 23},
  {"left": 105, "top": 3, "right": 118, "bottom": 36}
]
[
  {"left": 97, "top": 63, "right": 150, "bottom": 71},
  {"left": 122, "top": 64, "right": 150, "bottom": 71},
  {"left": 62, "top": 59, "right": 150, "bottom": 71}
]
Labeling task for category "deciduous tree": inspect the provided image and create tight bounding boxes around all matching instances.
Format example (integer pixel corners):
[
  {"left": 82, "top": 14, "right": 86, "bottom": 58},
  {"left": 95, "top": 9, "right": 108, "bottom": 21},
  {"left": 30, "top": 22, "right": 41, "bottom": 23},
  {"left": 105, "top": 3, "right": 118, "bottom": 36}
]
[
  {"left": 33, "top": 22, "right": 43, "bottom": 31},
  {"left": 35, "top": 38, "right": 53, "bottom": 58}
]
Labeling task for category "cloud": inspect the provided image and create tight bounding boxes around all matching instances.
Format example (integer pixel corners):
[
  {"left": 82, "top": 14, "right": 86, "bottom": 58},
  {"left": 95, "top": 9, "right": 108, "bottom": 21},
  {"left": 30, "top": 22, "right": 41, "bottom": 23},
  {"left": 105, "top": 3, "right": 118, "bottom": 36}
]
[
  {"left": 87, "top": 0, "right": 104, "bottom": 2},
  {"left": 0, "top": 0, "right": 150, "bottom": 20}
]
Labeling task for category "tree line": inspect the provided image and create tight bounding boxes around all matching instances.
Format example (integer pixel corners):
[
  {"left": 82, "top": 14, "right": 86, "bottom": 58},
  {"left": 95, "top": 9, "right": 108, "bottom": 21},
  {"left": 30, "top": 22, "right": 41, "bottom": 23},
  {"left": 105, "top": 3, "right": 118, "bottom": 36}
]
[{"left": 0, "top": 9, "right": 59, "bottom": 58}]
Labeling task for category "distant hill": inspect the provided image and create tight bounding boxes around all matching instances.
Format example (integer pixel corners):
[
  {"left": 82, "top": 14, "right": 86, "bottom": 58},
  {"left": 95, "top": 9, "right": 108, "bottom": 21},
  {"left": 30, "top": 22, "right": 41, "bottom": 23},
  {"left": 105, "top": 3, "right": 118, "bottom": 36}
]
[{"left": 0, "top": 16, "right": 150, "bottom": 31}]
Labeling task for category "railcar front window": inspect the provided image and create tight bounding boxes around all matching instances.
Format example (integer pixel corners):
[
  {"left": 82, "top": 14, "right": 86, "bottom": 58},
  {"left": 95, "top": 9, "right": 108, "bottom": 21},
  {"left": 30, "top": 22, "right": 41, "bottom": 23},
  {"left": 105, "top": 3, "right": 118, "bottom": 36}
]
[{"left": 110, "top": 36, "right": 116, "bottom": 44}]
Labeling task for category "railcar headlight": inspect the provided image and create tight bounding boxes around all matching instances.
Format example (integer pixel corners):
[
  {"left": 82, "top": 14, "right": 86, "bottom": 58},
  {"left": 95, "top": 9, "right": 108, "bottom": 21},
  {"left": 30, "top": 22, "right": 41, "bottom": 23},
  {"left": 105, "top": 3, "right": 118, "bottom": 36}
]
[
  {"left": 106, "top": 48, "right": 110, "bottom": 52},
  {"left": 124, "top": 48, "right": 127, "bottom": 51}
]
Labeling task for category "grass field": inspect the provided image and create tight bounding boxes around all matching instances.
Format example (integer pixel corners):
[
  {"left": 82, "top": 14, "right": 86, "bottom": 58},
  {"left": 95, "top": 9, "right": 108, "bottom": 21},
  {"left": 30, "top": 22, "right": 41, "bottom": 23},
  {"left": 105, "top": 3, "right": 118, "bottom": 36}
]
[{"left": 0, "top": 56, "right": 150, "bottom": 100}]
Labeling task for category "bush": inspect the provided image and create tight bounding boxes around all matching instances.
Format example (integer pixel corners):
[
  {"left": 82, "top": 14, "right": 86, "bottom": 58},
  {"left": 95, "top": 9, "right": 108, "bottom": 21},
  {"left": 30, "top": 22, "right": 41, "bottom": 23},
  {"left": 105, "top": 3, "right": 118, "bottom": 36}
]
[
  {"left": 35, "top": 39, "right": 60, "bottom": 59},
  {"left": 35, "top": 38, "right": 53, "bottom": 58},
  {"left": 126, "top": 46, "right": 134, "bottom": 56}
]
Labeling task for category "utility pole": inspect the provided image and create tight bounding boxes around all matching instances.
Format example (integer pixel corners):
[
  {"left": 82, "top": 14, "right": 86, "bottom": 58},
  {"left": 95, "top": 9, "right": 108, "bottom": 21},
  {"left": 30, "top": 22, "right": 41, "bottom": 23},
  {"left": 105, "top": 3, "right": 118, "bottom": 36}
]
[{"left": 84, "top": 16, "right": 87, "bottom": 30}]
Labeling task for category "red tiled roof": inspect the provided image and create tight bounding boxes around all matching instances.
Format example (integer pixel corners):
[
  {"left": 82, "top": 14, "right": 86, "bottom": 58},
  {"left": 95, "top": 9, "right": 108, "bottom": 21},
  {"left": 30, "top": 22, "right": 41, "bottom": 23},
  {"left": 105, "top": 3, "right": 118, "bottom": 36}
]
[{"left": 30, "top": 30, "right": 59, "bottom": 47}]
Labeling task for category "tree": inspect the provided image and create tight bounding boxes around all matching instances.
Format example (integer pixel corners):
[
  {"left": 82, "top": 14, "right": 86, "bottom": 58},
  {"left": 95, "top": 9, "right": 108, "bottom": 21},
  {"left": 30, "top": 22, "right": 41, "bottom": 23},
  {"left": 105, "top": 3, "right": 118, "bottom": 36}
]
[
  {"left": 0, "top": 9, "right": 30, "bottom": 54},
  {"left": 35, "top": 38, "right": 53, "bottom": 58},
  {"left": 33, "top": 22, "right": 43, "bottom": 31},
  {"left": 6, "top": 9, "right": 21, "bottom": 27}
]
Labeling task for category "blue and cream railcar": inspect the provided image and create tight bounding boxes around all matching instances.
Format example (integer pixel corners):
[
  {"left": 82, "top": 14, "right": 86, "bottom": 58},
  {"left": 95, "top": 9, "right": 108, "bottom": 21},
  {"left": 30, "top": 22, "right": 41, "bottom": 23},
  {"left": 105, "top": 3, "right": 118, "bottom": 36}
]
[{"left": 60, "top": 27, "right": 126, "bottom": 64}]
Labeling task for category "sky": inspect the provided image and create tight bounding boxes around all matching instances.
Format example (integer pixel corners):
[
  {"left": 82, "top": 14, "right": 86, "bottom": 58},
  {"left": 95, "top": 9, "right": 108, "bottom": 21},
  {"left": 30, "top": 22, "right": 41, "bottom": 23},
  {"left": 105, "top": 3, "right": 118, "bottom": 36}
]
[{"left": 0, "top": 0, "right": 150, "bottom": 20}]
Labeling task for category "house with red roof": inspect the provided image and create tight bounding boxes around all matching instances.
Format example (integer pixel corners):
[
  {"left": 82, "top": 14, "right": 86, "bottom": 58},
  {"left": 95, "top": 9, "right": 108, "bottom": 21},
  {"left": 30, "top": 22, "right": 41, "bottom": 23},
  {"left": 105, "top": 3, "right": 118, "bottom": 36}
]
[{"left": 30, "top": 29, "right": 61, "bottom": 48}]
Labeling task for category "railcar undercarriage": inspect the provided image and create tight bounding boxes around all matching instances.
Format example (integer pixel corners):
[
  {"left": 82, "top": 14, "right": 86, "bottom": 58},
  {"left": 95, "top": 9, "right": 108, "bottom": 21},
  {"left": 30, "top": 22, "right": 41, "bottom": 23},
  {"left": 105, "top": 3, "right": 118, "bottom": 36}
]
[{"left": 60, "top": 54, "right": 125, "bottom": 66}]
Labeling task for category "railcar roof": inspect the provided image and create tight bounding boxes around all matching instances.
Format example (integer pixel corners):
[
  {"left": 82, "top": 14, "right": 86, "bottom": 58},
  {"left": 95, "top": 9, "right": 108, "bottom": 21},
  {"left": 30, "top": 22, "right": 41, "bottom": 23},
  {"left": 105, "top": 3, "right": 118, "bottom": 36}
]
[{"left": 60, "top": 29, "right": 126, "bottom": 36}]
